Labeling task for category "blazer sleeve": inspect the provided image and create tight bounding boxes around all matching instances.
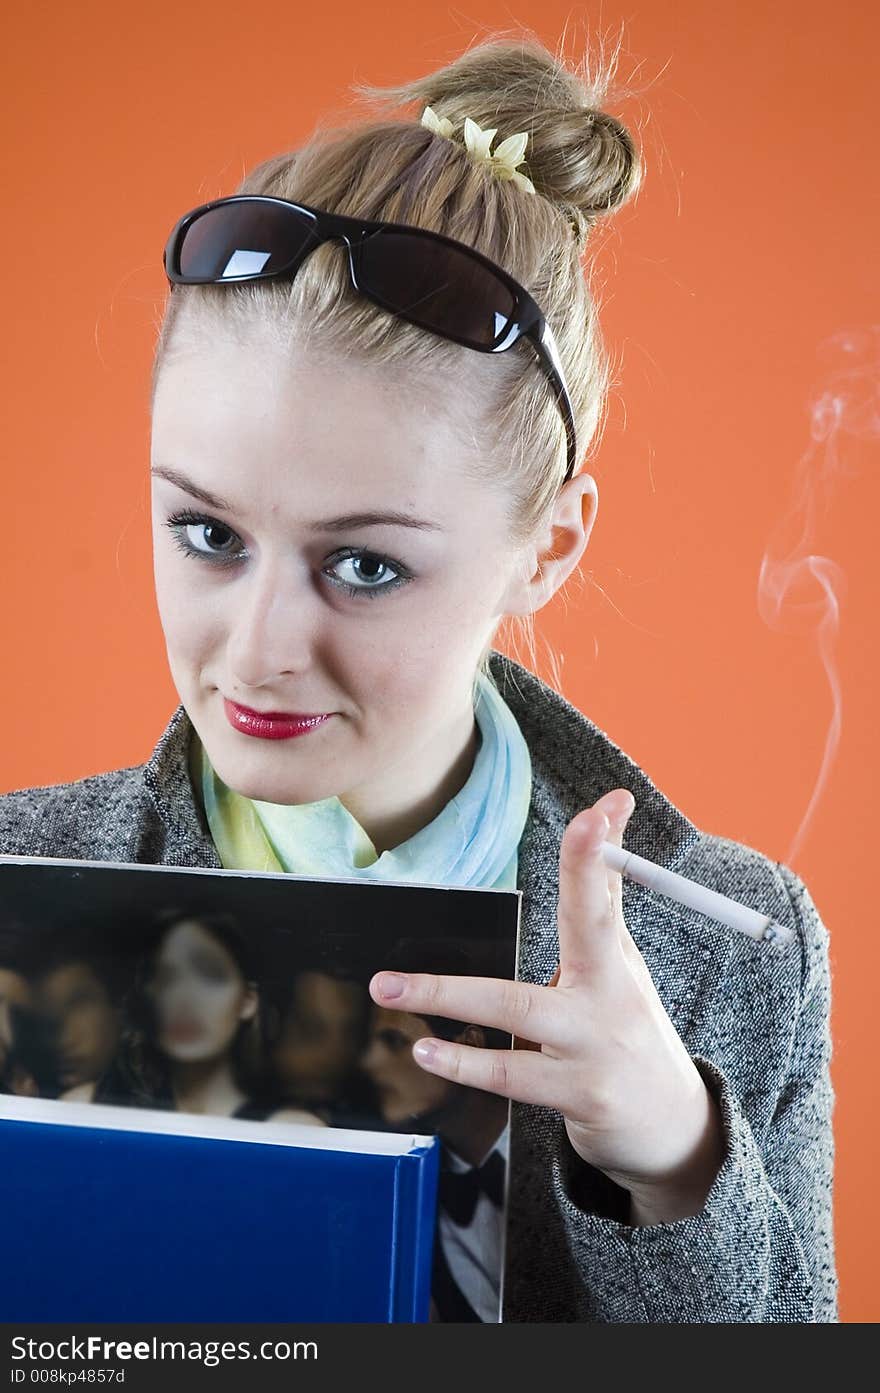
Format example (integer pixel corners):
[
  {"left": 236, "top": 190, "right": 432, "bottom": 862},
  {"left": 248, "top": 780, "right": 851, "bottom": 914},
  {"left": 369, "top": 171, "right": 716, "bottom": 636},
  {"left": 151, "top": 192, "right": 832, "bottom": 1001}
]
[{"left": 548, "top": 863, "right": 838, "bottom": 1322}]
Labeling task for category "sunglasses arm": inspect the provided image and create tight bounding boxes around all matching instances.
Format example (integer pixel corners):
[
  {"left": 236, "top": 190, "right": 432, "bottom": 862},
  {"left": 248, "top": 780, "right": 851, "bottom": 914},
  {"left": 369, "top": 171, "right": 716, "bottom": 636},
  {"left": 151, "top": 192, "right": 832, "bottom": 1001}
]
[{"left": 537, "top": 321, "right": 578, "bottom": 482}]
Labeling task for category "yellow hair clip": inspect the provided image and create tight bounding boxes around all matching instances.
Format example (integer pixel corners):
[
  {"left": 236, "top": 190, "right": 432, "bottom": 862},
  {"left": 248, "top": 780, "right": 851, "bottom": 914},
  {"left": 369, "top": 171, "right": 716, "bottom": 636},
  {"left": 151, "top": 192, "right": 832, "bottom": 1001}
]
[
  {"left": 420, "top": 106, "right": 536, "bottom": 195},
  {"left": 420, "top": 105, "right": 456, "bottom": 139}
]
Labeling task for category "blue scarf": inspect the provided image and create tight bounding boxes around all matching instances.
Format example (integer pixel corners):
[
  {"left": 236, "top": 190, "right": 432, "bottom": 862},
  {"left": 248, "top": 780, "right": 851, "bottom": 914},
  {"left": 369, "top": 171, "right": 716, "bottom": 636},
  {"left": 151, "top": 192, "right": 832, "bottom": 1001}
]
[{"left": 195, "top": 669, "right": 532, "bottom": 890}]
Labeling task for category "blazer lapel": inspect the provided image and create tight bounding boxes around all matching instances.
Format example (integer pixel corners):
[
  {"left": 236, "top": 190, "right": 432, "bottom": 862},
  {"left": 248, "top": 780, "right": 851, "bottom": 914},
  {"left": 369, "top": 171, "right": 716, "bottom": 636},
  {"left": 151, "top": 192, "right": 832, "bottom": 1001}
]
[{"left": 139, "top": 703, "right": 221, "bottom": 869}]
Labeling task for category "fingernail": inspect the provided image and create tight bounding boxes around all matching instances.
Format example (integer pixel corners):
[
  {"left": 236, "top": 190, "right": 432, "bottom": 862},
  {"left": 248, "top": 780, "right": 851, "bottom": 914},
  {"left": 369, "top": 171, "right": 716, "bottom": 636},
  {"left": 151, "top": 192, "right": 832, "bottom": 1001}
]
[
  {"left": 413, "top": 1040, "right": 438, "bottom": 1065},
  {"left": 376, "top": 971, "right": 407, "bottom": 1000},
  {"left": 592, "top": 812, "right": 610, "bottom": 846},
  {"left": 616, "top": 792, "right": 636, "bottom": 821}
]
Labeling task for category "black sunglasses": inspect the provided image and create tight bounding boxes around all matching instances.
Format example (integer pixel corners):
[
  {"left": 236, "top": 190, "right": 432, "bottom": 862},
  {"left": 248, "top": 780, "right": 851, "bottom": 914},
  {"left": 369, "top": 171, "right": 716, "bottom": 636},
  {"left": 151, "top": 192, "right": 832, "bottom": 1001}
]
[{"left": 163, "top": 194, "right": 578, "bottom": 483}]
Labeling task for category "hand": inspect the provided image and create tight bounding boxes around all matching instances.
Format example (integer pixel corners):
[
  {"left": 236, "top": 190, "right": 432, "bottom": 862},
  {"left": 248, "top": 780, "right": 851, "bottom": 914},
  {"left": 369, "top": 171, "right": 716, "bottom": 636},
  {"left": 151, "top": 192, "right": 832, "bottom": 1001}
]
[{"left": 369, "top": 789, "right": 725, "bottom": 1224}]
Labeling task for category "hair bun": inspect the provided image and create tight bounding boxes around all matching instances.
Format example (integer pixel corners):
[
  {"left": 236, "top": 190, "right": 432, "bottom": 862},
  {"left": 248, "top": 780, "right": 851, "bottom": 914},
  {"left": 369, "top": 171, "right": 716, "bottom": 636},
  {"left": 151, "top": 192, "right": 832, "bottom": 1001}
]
[
  {"left": 352, "top": 33, "right": 642, "bottom": 244},
  {"left": 542, "top": 104, "right": 642, "bottom": 242}
]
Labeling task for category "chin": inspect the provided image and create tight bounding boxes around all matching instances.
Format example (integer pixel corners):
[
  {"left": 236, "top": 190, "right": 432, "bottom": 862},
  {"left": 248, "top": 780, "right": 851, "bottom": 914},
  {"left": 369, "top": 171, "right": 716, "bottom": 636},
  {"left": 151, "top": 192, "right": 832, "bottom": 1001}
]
[
  {"left": 59, "top": 1064, "right": 87, "bottom": 1090},
  {"left": 380, "top": 1101, "right": 419, "bottom": 1127},
  {"left": 210, "top": 748, "right": 344, "bottom": 808},
  {"left": 191, "top": 700, "right": 367, "bottom": 805},
  {"left": 163, "top": 1040, "right": 219, "bottom": 1063}
]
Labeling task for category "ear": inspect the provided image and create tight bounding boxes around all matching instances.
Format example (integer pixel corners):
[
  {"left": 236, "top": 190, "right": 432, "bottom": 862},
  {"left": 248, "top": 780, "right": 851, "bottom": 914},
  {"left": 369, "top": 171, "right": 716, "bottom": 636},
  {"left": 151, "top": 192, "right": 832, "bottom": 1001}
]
[
  {"left": 459, "top": 1023, "right": 486, "bottom": 1049},
  {"left": 239, "top": 983, "right": 259, "bottom": 1023},
  {"left": 500, "top": 473, "right": 598, "bottom": 617}
]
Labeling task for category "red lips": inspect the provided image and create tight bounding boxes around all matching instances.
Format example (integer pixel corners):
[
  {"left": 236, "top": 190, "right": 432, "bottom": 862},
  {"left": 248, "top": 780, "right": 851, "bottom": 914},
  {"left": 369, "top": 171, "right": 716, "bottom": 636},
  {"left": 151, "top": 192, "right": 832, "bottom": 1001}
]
[
  {"left": 223, "top": 699, "right": 334, "bottom": 741},
  {"left": 166, "top": 1019, "right": 204, "bottom": 1044}
]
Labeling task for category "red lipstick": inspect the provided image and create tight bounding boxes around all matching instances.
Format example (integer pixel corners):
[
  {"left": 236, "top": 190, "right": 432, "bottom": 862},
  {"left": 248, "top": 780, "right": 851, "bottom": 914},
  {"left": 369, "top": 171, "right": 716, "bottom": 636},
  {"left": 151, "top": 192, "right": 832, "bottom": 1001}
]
[
  {"left": 166, "top": 1020, "right": 204, "bottom": 1044},
  {"left": 223, "top": 699, "right": 333, "bottom": 741}
]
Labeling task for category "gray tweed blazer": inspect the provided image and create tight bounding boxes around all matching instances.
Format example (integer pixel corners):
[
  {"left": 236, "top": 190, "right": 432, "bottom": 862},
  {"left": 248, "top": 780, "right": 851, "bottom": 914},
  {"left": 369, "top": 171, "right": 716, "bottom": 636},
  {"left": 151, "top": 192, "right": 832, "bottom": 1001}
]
[{"left": 0, "top": 651, "right": 837, "bottom": 1322}]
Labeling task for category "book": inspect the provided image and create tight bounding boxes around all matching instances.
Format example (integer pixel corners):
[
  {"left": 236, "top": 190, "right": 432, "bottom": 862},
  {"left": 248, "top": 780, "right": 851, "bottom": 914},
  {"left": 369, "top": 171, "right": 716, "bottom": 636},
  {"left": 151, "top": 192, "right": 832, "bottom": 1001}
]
[
  {"left": 0, "top": 854, "right": 521, "bottom": 1322},
  {"left": 0, "top": 1093, "right": 440, "bottom": 1321}
]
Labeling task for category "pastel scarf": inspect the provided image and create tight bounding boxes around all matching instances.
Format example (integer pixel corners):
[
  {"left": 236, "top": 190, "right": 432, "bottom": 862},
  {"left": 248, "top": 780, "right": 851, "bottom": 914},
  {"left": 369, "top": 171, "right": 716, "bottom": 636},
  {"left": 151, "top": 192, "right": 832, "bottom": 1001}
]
[{"left": 193, "top": 670, "right": 532, "bottom": 891}]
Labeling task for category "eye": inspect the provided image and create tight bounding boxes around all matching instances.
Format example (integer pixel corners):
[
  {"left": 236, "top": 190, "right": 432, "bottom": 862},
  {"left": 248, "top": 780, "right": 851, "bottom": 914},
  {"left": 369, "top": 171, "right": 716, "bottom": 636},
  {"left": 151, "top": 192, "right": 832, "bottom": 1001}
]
[
  {"left": 192, "top": 953, "right": 233, "bottom": 984},
  {"left": 164, "top": 509, "right": 243, "bottom": 565},
  {"left": 323, "top": 550, "right": 408, "bottom": 596},
  {"left": 69, "top": 990, "right": 100, "bottom": 1010}
]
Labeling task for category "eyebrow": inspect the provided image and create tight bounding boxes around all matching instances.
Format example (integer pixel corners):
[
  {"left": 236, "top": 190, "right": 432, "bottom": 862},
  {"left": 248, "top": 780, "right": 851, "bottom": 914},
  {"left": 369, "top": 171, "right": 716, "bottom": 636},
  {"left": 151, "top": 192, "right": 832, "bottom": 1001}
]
[{"left": 150, "top": 465, "right": 444, "bottom": 533}]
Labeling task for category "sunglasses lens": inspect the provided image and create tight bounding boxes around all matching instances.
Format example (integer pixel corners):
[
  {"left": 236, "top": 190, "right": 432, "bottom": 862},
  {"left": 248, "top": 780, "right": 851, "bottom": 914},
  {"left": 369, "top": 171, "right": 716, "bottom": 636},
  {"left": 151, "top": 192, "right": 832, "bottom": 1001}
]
[
  {"left": 176, "top": 202, "right": 317, "bottom": 280},
  {"left": 358, "top": 232, "right": 517, "bottom": 348}
]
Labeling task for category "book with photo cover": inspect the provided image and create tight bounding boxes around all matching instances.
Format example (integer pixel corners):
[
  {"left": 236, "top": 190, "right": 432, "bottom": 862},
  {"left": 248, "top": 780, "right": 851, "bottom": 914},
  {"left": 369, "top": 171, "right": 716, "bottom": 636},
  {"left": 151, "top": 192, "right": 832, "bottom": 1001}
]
[{"left": 0, "top": 853, "right": 521, "bottom": 1322}]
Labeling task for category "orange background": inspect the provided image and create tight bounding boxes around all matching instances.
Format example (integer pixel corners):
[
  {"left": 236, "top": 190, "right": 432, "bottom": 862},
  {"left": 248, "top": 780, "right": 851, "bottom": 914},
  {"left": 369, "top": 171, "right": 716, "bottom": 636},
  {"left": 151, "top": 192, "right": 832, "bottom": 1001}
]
[{"left": 3, "top": 2, "right": 877, "bottom": 1321}]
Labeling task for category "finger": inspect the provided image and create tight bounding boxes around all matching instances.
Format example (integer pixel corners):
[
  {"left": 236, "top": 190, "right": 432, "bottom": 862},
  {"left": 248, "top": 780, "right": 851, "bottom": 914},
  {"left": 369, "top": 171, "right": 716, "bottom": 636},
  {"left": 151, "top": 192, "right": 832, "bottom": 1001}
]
[
  {"left": 409, "top": 1036, "right": 570, "bottom": 1110},
  {"left": 556, "top": 806, "right": 617, "bottom": 984},
  {"left": 368, "top": 970, "right": 573, "bottom": 1052},
  {"left": 515, "top": 963, "right": 561, "bottom": 1049}
]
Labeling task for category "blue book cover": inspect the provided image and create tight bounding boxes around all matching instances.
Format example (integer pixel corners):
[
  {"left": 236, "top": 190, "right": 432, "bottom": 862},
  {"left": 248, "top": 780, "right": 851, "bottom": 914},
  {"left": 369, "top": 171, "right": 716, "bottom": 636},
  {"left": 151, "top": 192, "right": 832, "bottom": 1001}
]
[
  {"left": 0, "top": 1095, "right": 439, "bottom": 1322},
  {"left": 0, "top": 855, "right": 520, "bottom": 1322}
]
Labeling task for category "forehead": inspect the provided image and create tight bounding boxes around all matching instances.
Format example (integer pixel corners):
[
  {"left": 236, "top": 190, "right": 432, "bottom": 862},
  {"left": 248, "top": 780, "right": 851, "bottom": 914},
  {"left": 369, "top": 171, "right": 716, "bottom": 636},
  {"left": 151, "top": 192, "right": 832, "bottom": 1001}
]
[
  {"left": 369, "top": 1005, "right": 429, "bottom": 1036},
  {"left": 0, "top": 968, "right": 30, "bottom": 1001},
  {"left": 150, "top": 338, "right": 497, "bottom": 523},
  {"left": 160, "top": 919, "right": 223, "bottom": 952},
  {"left": 39, "top": 962, "right": 103, "bottom": 996},
  {"left": 294, "top": 972, "right": 363, "bottom": 1008}
]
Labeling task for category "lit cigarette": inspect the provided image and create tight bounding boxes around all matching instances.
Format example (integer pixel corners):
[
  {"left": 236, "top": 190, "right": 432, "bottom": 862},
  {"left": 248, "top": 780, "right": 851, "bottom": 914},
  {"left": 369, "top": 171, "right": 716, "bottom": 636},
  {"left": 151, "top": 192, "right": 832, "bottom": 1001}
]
[{"left": 601, "top": 843, "right": 797, "bottom": 947}]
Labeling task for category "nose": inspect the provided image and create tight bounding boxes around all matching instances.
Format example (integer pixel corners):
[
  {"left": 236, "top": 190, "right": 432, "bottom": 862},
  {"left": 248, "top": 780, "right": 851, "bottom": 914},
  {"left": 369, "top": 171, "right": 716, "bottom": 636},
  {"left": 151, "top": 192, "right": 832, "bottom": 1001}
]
[
  {"left": 226, "top": 552, "right": 321, "bottom": 690},
  {"left": 59, "top": 1017, "right": 80, "bottom": 1050},
  {"left": 156, "top": 980, "right": 192, "bottom": 1021}
]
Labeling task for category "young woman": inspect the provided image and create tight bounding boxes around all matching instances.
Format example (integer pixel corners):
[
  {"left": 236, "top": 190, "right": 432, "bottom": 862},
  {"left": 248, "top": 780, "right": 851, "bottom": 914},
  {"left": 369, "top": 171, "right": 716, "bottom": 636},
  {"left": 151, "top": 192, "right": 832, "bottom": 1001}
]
[
  {"left": 77, "top": 908, "right": 323, "bottom": 1126},
  {"left": 0, "top": 35, "right": 836, "bottom": 1321}
]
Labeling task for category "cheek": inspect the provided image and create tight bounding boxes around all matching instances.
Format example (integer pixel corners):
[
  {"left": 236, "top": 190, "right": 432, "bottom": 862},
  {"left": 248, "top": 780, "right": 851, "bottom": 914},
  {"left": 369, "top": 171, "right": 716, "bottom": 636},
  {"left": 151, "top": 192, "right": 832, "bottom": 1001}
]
[
  {"left": 96, "top": 1009, "right": 119, "bottom": 1045},
  {"left": 82, "top": 1008, "right": 112, "bottom": 1043},
  {"left": 153, "top": 988, "right": 175, "bottom": 1025},
  {"left": 152, "top": 524, "right": 227, "bottom": 657},
  {"left": 151, "top": 522, "right": 179, "bottom": 613},
  {"left": 153, "top": 552, "right": 209, "bottom": 654},
  {"left": 396, "top": 1053, "right": 443, "bottom": 1100},
  {"left": 422, "top": 1063, "right": 452, "bottom": 1102},
  {"left": 209, "top": 986, "right": 248, "bottom": 1035},
  {"left": 339, "top": 594, "right": 490, "bottom": 719},
  {"left": 338, "top": 539, "right": 506, "bottom": 679}
]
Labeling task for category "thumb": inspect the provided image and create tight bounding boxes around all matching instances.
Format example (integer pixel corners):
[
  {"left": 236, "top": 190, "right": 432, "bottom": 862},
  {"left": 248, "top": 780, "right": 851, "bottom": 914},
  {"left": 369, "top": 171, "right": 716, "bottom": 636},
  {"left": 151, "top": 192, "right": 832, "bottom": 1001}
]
[
  {"left": 556, "top": 789, "right": 636, "bottom": 985},
  {"left": 556, "top": 804, "right": 613, "bottom": 984},
  {"left": 601, "top": 788, "right": 636, "bottom": 920}
]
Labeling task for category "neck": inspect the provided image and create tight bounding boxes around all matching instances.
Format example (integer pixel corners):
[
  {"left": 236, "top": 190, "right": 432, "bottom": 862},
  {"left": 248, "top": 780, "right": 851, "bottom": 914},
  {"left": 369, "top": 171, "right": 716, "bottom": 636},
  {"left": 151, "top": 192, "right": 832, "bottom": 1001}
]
[
  {"left": 340, "top": 703, "right": 481, "bottom": 855},
  {"left": 439, "top": 1089, "right": 509, "bottom": 1168},
  {"left": 170, "top": 1056, "right": 245, "bottom": 1116}
]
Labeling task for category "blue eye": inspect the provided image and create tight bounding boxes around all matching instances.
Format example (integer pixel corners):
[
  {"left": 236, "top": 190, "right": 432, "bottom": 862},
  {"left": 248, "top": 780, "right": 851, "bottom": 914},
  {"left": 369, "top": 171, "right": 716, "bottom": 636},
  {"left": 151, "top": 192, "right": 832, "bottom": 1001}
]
[
  {"left": 165, "top": 513, "right": 241, "bottom": 564},
  {"left": 323, "top": 550, "right": 405, "bottom": 595},
  {"left": 163, "top": 510, "right": 412, "bottom": 600}
]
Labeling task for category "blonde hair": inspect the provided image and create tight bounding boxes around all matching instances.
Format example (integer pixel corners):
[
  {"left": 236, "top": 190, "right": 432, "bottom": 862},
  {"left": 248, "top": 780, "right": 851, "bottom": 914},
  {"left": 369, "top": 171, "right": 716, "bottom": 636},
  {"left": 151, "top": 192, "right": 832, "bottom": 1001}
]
[{"left": 151, "top": 29, "right": 642, "bottom": 682}]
